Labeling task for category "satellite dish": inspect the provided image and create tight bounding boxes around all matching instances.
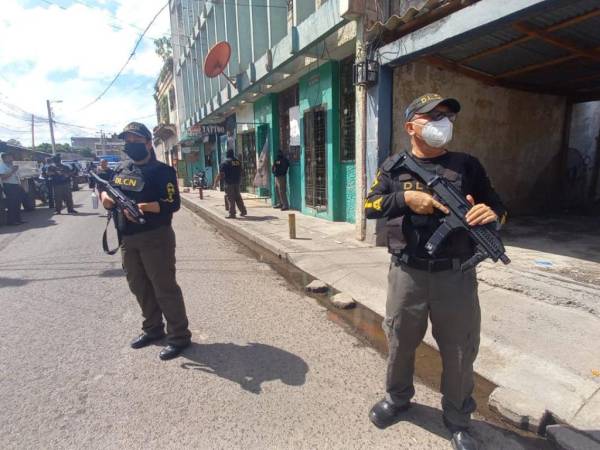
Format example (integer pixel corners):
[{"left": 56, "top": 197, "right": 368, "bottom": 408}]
[{"left": 204, "top": 41, "right": 236, "bottom": 87}]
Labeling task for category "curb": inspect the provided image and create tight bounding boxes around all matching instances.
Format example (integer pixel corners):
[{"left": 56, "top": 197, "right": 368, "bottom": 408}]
[{"left": 182, "top": 197, "right": 599, "bottom": 448}]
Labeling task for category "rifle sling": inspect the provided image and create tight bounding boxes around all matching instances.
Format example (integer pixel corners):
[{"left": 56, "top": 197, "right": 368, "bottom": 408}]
[{"left": 102, "top": 211, "right": 122, "bottom": 255}]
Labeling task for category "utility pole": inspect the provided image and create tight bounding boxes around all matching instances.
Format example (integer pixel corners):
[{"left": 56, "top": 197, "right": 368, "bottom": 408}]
[
  {"left": 31, "top": 114, "right": 35, "bottom": 150},
  {"left": 46, "top": 100, "right": 57, "bottom": 154},
  {"left": 355, "top": 16, "right": 368, "bottom": 241},
  {"left": 100, "top": 129, "right": 106, "bottom": 157}
]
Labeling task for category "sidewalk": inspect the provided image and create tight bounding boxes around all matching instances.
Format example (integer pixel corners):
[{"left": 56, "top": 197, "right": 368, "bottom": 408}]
[{"left": 181, "top": 189, "right": 600, "bottom": 446}]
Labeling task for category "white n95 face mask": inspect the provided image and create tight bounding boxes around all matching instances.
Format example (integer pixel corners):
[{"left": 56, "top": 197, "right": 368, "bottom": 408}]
[{"left": 420, "top": 117, "right": 453, "bottom": 148}]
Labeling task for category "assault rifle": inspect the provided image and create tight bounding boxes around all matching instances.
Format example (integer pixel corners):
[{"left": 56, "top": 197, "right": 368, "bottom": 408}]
[
  {"left": 90, "top": 172, "right": 146, "bottom": 225},
  {"left": 397, "top": 152, "right": 510, "bottom": 271},
  {"left": 90, "top": 172, "right": 146, "bottom": 255}
]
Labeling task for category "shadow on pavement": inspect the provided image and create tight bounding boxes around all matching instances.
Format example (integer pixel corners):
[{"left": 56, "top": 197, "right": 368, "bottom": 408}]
[
  {"left": 180, "top": 342, "right": 309, "bottom": 394},
  {"left": 63, "top": 212, "right": 99, "bottom": 217},
  {"left": 0, "top": 276, "right": 29, "bottom": 288},
  {"left": 388, "top": 402, "right": 551, "bottom": 449},
  {"left": 502, "top": 214, "right": 600, "bottom": 263},
  {"left": 99, "top": 268, "right": 124, "bottom": 277},
  {"left": 0, "top": 206, "right": 57, "bottom": 234},
  {"left": 238, "top": 216, "right": 279, "bottom": 222}
]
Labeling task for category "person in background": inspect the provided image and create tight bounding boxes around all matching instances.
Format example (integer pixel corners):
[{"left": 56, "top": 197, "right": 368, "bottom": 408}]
[
  {"left": 88, "top": 161, "right": 97, "bottom": 189},
  {"left": 0, "top": 152, "right": 26, "bottom": 225},
  {"left": 271, "top": 150, "right": 289, "bottom": 211},
  {"left": 213, "top": 149, "right": 247, "bottom": 219},
  {"left": 41, "top": 158, "right": 55, "bottom": 209},
  {"left": 47, "top": 154, "right": 77, "bottom": 215},
  {"left": 95, "top": 159, "right": 114, "bottom": 190}
]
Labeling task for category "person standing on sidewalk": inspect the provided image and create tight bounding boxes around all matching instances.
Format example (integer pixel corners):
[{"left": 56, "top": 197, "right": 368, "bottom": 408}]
[
  {"left": 0, "top": 153, "right": 26, "bottom": 225},
  {"left": 271, "top": 150, "right": 289, "bottom": 211},
  {"left": 364, "top": 94, "right": 507, "bottom": 450},
  {"left": 213, "top": 149, "right": 247, "bottom": 219},
  {"left": 101, "top": 122, "right": 191, "bottom": 361},
  {"left": 47, "top": 154, "right": 77, "bottom": 214}
]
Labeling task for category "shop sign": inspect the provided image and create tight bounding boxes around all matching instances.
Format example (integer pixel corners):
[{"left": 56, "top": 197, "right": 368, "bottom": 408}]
[{"left": 189, "top": 124, "right": 225, "bottom": 137}]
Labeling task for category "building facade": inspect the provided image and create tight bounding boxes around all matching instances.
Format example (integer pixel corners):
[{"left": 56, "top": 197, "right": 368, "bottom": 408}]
[
  {"left": 71, "top": 135, "right": 125, "bottom": 160},
  {"left": 168, "top": 0, "right": 368, "bottom": 222},
  {"left": 169, "top": 0, "right": 600, "bottom": 241},
  {"left": 153, "top": 56, "right": 180, "bottom": 166}
]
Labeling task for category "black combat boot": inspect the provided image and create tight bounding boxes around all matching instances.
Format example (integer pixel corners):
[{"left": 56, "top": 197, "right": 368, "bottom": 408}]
[
  {"left": 450, "top": 430, "right": 478, "bottom": 450},
  {"left": 130, "top": 332, "right": 165, "bottom": 349},
  {"left": 159, "top": 343, "right": 189, "bottom": 361},
  {"left": 444, "top": 417, "right": 478, "bottom": 450},
  {"left": 368, "top": 399, "right": 410, "bottom": 429}
]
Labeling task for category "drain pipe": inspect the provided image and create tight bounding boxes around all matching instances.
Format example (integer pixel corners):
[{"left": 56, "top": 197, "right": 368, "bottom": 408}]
[{"left": 355, "top": 17, "right": 368, "bottom": 241}]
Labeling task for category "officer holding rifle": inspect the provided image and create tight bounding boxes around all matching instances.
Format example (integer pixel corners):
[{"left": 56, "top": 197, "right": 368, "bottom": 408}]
[
  {"left": 100, "top": 122, "right": 191, "bottom": 361},
  {"left": 365, "top": 94, "right": 507, "bottom": 450}
]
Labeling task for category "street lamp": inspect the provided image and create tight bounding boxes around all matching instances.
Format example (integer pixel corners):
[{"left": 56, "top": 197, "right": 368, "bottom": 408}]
[{"left": 46, "top": 99, "right": 62, "bottom": 155}]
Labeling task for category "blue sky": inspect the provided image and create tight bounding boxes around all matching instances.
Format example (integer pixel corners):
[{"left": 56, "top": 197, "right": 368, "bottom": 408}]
[{"left": 0, "top": 0, "right": 171, "bottom": 145}]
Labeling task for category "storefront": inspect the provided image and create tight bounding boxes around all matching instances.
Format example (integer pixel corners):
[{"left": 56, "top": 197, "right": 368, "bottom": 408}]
[{"left": 297, "top": 59, "right": 356, "bottom": 222}]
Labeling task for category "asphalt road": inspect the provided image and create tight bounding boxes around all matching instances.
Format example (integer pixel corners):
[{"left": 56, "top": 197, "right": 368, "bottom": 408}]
[{"left": 0, "top": 189, "right": 543, "bottom": 450}]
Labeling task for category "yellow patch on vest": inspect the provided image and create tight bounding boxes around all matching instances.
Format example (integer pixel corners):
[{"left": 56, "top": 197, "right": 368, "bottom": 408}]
[{"left": 114, "top": 176, "right": 138, "bottom": 187}]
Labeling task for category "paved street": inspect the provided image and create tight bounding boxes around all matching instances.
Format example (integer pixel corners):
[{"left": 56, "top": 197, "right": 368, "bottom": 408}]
[{"left": 0, "top": 190, "right": 543, "bottom": 450}]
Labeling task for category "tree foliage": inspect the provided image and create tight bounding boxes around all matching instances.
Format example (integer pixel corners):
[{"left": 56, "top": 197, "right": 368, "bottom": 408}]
[{"left": 154, "top": 37, "right": 172, "bottom": 62}]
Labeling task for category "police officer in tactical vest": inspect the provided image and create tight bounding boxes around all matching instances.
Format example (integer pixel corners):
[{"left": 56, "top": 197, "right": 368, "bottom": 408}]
[
  {"left": 213, "top": 148, "right": 247, "bottom": 219},
  {"left": 365, "top": 94, "right": 507, "bottom": 450},
  {"left": 100, "top": 122, "right": 192, "bottom": 361}
]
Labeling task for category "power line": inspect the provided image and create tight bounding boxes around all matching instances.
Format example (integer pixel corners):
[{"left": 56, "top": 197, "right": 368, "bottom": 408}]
[
  {"left": 0, "top": 98, "right": 101, "bottom": 133},
  {"left": 78, "top": 1, "right": 170, "bottom": 111}
]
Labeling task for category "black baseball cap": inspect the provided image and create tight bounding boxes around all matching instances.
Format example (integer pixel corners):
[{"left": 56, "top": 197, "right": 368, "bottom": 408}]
[
  {"left": 117, "top": 122, "right": 152, "bottom": 140},
  {"left": 405, "top": 93, "right": 461, "bottom": 122}
]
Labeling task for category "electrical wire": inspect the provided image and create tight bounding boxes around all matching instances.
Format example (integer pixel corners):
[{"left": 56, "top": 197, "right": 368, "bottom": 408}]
[
  {"left": 77, "top": 1, "right": 170, "bottom": 111},
  {"left": 0, "top": 98, "right": 101, "bottom": 133}
]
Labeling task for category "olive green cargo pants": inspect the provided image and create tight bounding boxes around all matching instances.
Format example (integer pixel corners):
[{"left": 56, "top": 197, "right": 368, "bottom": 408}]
[
  {"left": 225, "top": 183, "right": 247, "bottom": 217},
  {"left": 121, "top": 225, "right": 191, "bottom": 347},
  {"left": 383, "top": 262, "right": 481, "bottom": 429},
  {"left": 53, "top": 183, "right": 74, "bottom": 212}
]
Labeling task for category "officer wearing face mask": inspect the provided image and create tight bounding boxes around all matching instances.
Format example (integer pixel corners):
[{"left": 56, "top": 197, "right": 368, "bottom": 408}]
[
  {"left": 100, "top": 122, "right": 191, "bottom": 361},
  {"left": 365, "top": 94, "right": 506, "bottom": 450}
]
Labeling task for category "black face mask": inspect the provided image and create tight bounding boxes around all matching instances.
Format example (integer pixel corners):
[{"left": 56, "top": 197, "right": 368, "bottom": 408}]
[{"left": 124, "top": 142, "right": 149, "bottom": 161}]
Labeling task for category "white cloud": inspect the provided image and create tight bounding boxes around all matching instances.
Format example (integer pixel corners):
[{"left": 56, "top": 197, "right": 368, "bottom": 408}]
[{"left": 0, "top": 0, "right": 172, "bottom": 145}]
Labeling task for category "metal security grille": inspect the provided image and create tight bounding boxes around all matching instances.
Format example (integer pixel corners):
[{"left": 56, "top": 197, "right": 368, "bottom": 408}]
[
  {"left": 340, "top": 56, "right": 356, "bottom": 161},
  {"left": 240, "top": 131, "right": 256, "bottom": 193},
  {"left": 304, "top": 109, "right": 327, "bottom": 209}
]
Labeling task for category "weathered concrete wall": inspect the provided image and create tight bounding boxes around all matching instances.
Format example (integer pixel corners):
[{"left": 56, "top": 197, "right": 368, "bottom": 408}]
[
  {"left": 568, "top": 101, "right": 600, "bottom": 205},
  {"left": 391, "top": 61, "right": 566, "bottom": 215}
]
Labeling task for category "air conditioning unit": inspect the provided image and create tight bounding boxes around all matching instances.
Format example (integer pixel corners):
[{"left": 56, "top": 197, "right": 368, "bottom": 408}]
[{"left": 339, "top": 0, "right": 365, "bottom": 19}]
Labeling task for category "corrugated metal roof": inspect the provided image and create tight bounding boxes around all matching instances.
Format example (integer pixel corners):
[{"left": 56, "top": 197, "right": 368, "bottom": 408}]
[
  {"left": 425, "top": 0, "right": 600, "bottom": 101},
  {"left": 367, "top": 0, "right": 468, "bottom": 36}
]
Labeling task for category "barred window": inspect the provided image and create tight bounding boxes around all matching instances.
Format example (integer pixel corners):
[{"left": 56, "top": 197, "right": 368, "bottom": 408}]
[{"left": 339, "top": 56, "right": 355, "bottom": 161}]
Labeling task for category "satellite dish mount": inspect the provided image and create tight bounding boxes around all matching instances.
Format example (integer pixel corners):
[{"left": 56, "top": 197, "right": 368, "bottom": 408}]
[{"left": 204, "top": 41, "right": 236, "bottom": 87}]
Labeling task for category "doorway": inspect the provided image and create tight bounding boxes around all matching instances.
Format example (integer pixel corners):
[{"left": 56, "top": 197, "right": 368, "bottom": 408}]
[
  {"left": 304, "top": 108, "right": 327, "bottom": 210},
  {"left": 239, "top": 131, "right": 257, "bottom": 193}
]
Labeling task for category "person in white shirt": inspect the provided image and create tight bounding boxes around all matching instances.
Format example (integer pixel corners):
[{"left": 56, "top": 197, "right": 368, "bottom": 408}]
[{"left": 0, "top": 152, "right": 25, "bottom": 225}]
